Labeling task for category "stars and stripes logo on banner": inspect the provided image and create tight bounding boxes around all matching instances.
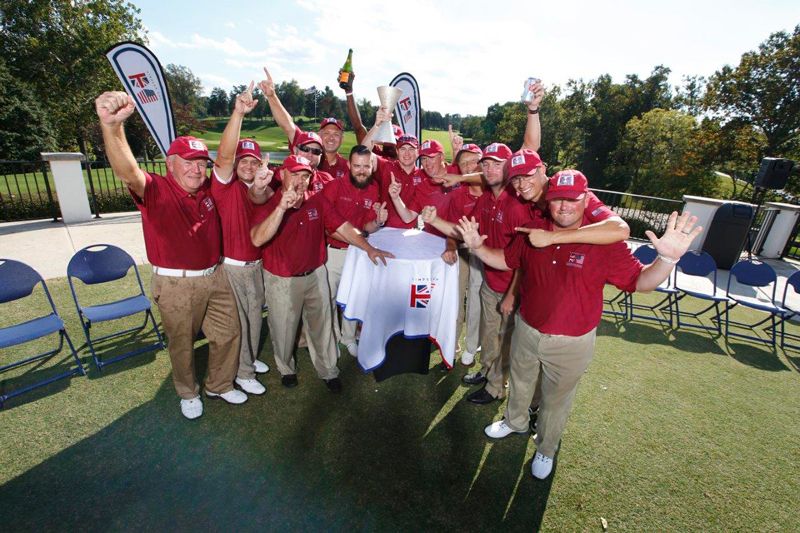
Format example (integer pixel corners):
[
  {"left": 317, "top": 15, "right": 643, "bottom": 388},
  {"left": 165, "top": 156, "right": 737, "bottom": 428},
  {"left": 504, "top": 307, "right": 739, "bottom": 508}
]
[
  {"left": 410, "top": 284, "right": 431, "bottom": 308},
  {"left": 128, "top": 71, "right": 159, "bottom": 104}
]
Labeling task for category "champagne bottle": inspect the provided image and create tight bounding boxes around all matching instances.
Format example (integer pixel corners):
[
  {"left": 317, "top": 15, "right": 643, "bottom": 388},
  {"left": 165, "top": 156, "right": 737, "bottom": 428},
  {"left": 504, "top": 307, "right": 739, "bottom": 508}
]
[{"left": 338, "top": 49, "right": 354, "bottom": 90}]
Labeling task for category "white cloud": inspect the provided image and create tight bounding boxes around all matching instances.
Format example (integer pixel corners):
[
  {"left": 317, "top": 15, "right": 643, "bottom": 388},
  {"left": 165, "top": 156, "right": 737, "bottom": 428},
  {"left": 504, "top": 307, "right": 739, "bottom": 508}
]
[{"left": 224, "top": 21, "right": 236, "bottom": 29}]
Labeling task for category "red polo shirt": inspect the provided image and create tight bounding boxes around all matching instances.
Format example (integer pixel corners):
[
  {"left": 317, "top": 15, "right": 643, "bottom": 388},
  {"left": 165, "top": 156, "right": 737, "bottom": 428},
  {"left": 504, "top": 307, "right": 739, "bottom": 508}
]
[
  {"left": 321, "top": 175, "right": 379, "bottom": 249},
  {"left": 471, "top": 189, "right": 531, "bottom": 293},
  {"left": 319, "top": 152, "right": 349, "bottom": 181},
  {"left": 210, "top": 170, "right": 261, "bottom": 262},
  {"left": 446, "top": 185, "right": 483, "bottom": 222},
  {"left": 251, "top": 189, "right": 346, "bottom": 277},
  {"left": 375, "top": 156, "right": 419, "bottom": 230},
  {"left": 407, "top": 171, "right": 460, "bottom": 238},
  {"left": 131, "top": 172, "right": 221, "bottom": 270},
  {"left": 505, "top": 219, "right": 642, "bottom": 336}
]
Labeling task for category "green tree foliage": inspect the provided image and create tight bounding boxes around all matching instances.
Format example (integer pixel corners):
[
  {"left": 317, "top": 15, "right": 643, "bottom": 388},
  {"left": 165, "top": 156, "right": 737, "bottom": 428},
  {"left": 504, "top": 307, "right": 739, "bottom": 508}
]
[
  {"left": 0, "top": 57, "right": 57, "bottom": 159},
  {"left": 0, "top": 0, "right": 145, "bottom": 152},
  {"left": 705, "top": 25, "right": 800, "bottom": 157},
  {"left": 164, "top": 63, "right": 204, "bottom": 134},
  {"left": 611, "top": 109, "right": 717, "bottom": 199},
  {"left": 206, "top": 87, "right": 229, "bottom": 117}
]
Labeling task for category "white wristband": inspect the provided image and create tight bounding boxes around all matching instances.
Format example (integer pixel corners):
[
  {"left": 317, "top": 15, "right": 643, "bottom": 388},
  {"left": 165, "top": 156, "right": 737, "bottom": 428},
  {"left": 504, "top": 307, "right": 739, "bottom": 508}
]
[{"left": 658, "top": 254, "right": 679, "bottom": 264}]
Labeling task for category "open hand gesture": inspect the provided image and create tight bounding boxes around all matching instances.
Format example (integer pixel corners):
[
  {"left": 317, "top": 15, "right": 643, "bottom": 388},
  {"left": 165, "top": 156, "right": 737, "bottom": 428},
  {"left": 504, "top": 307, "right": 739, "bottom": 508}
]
[
  {"left": 367, "top": 246, "right": 395, "bottom": 266},
  {"left": 95, "top": 91, "right": 136, "bottom": 125},
  {"left": 646, "top": 211, "right": 702, "bottom": 261},
  {"left": 456, "top": 216, "right": 487, "bottom": 250}
]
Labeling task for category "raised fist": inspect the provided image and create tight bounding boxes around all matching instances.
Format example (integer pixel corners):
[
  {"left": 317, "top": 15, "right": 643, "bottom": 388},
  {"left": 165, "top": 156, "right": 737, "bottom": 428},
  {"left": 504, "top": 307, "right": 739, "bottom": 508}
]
[{"left": 95, "top": 91, "right": 136, "bottom": 126}]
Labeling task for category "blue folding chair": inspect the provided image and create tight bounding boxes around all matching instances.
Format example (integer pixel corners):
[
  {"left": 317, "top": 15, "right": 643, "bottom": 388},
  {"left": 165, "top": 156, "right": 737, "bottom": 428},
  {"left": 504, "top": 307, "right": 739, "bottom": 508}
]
[
  {"left": 603, "top": 242, "right": 634, "bottom": 319},
  {"left": 626, "top": 245, "right": 679, "bottom": 327},
  {"left": 778, "top": 270, "right": 800, "bottom": 351},
  {"left": 674, "top": 250, "right": 729, "bottom": 334},
  {"left": 723, "top": 259, "right": 784, "bottom": 347},
  {"left": 67, "top": 244, "right": 164, "bottom": 369},
  {"left": 0, "top": 259, "right": 85, "bottom": 407}
]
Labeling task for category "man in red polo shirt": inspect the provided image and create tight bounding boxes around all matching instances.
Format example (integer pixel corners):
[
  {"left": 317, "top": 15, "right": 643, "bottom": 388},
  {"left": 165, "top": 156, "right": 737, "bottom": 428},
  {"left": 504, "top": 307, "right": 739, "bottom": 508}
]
[
  {"left": 211, "top": 83, "right": 275, "bottom": 397},
  {"left": 251, "top": 155, "right": 393, "bottom": 392},
  {"left": 422, "top": 142, "right": 527, "bottom": 405},
  {"left": 95, "top": 91, "right": 245, "bottom": 420},
  {"left": 322, "top": 145, "right": 388, "bottom": 357},
  {"left": 361, "top": 107, "right": 422, "bottom": 230},
  {"left": 457, "top": 173, "right": 702, "bottom": 479}
]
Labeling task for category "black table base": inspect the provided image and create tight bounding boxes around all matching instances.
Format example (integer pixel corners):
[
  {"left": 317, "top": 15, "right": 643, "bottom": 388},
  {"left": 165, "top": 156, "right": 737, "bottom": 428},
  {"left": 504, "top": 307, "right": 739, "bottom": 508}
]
[{"left": 372, "top": 333, "right": 432, "bottom": 382}]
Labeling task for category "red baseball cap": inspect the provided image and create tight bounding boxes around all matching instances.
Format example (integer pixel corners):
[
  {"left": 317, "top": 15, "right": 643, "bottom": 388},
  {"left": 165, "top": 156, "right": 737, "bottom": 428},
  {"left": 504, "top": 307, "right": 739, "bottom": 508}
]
[
  {"left": 319, "top": 117, "right": 344, "bottom": 131},
  {"left": 419, "top": 139, "right": 444, "bottom": 157},
  {"left": 480, "top": 142, "right": 513, "bottom": 162},
  {"left": 235, "top": 139, "right": 262, "bottom": 161},
  {"left": 283, "top": 155, "right": 314, "bottom": 173},
  {"left": 457, "top": 143, "right": 483, "bottom": 157},
  {"left": 294, "top": 130, "right": 323, "bottom": 147},
  {"left": 167, "top": 136, "right": 213, "bottom": 161},
  {"left": 397, "top": 134, "right": 419, "bottom": 149},
  {"left": 506, "top": 149, "right": 543, "bottom": 179},
  {"left": 546, "top": 170, "right": 589, "bottom": 201}
]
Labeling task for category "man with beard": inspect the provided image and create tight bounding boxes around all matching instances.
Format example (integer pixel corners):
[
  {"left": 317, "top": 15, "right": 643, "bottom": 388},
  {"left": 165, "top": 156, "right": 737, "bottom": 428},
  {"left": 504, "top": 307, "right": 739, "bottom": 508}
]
[
  {"left": 251, "top": 156, "right": 393, "bottom": 392},
  {"left": 322, "top": 145, "right": 388, "bottom": 356},
  {"left": 211, "top": 82, "right": 274, "bottom": 397},
  {"left": 457, "top": 173, "right": 701, "bottom": 479},
  {"left": 95, "top": 91, "right": 245, "bottom": 420}
]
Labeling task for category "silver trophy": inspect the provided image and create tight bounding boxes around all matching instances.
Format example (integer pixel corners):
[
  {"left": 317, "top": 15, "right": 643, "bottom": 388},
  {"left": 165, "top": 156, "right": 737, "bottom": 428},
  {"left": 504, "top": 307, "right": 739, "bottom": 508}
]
[{"left": 375, "top": 85, "right": 403, "bottom": 144}]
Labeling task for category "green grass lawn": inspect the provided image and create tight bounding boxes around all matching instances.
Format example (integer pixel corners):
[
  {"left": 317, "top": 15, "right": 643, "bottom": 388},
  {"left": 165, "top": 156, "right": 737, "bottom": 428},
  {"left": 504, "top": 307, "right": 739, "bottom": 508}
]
[{"left": 1, "top": 269, "right": 798, "bottom": 531}]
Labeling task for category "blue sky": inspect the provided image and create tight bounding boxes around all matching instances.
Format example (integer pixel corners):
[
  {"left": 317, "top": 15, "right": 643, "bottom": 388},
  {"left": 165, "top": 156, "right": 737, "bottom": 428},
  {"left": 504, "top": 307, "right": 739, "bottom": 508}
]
[{"left": 132, "top": 0, "right": 799, "bottom": 116}]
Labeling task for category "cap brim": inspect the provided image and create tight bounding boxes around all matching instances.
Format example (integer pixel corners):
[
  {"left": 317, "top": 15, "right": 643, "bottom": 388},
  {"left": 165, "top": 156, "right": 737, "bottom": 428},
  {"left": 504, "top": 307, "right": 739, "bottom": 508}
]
[
  {"left": 546, "top": 191, "right": 586, "bottom": 201},
  {"left": 481, "top": 156, "right": 506, "bottom": 162}
]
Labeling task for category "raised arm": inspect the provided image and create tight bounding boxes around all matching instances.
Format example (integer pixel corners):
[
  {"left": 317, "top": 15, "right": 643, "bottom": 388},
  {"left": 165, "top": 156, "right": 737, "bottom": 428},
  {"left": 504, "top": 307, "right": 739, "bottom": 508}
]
[
  {"left": 521, "top": 79, "right": 544, "bottom": 151},
  {"left": 333, "top": 221, "right": 395, "bottom": 265},
  {"left": 259, "top": 67, "right": 297, "bottom": 144},
  {"left": 387, "top": 172, "right": 418, "bottom": 223},
  {"left": 215, "top": 81, "right": 257, "bottom": 182},
  {"left": 362, "top": 106, "right": 393, "bottom": 152},
  {"left": 421, "top": 205, "right": 460, "bottom": 239},
  {"left": 95, "top": 91, "right": 146, "bottom": 198},
  {"left": 340, "top": 71, "right": 368, "bottom": 143},
  {"left": 250, "top": 189, "right": 297, "bottom": 246}
]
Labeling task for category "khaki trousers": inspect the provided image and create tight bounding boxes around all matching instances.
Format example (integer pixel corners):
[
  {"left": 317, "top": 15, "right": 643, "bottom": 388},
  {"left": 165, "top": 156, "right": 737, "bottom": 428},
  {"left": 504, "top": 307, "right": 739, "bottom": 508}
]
[
  {"left": 263, "top": 266, "right": 339, "bottom": 380},
  {"left": 478, "top": 282, "right": 515, "bottom": 398},
  {"left": 325, "top": 246, "right": 358, "bottom": 345},
  {"left": 504, "top": 313, "right": 596, "bottom": 458},
  {"left": 222, "top": 262, "right": 265, "bottom": 380},
  {"left": 456, "top": 250, "right": 484, "bottom": 355},
  {"left": 151, "top": 267, "right": 241, "bottom": 399}
]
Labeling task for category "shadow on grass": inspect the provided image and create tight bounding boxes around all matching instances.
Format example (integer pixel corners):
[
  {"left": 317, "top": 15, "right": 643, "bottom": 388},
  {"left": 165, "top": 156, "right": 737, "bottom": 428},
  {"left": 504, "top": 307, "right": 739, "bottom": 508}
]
[
  {"left": 598, "top": 320, "right": 728, "bottom": 356},
  {"left": 0, "top": 344, "right": 552, "bottom": 531},
  {"left": 0, "top": 352, "right": 80, "bottom": 411},
  {"left": 726, "top": 341, "right": 789, "bottom": 372}
]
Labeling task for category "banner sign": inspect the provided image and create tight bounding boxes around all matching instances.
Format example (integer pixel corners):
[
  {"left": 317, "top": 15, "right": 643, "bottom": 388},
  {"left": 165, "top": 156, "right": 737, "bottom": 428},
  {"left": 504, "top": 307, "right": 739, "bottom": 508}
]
[
  {"left": 389, "top": 72, "right": 421, "bottom": 142},
  {"left": 105, "top": 41, "right": 177, "bottom": 157}
]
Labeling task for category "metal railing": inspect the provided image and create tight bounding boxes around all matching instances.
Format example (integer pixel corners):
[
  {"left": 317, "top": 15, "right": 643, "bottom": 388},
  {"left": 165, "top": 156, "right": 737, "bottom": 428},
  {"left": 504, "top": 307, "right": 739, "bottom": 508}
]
[
  {"left": 0, "top": 160, "right": 59, "bottom": 222},
  {"left": 590, "top": 188, "right": 684, "bottom": 241},
  {"left": 82, "top": 158, "right": 169, "bottom": 217}
]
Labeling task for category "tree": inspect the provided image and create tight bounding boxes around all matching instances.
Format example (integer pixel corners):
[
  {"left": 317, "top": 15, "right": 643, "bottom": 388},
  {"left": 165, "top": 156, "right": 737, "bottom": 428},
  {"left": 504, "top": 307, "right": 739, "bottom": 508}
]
[
  {"left": 611, "top": 109, "right": 717, "bottom": 199},
  {"left": 206, "top": 87, "right": 229, "bottom": 117},
  {"left": 705, "top": 25, "right": 800, "bottom": 157},
  {"left": 0, "top": 0, "right": 145, "bottom": 152},
  {"left": 0, "top": 57, "right": 56, "bottom": 160},
  {"left": 164, "top": 63, "right": 204, "bottom": 135}
]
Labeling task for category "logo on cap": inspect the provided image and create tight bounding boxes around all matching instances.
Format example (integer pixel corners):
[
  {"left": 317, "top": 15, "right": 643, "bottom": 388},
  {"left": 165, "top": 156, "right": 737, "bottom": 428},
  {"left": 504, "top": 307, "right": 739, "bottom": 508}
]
[
  {"left": 189, "top": 140, "right": 207, "bottom": 151},
  {"left": 422, "top": 140, "right": 431, "bottom": 149},
  {"left": 241, "top": 140, "right": 255, "bottom": 150},
  {"left": 557, "top": 173, "right": 575, "bottom": 186},
  {"left": 511, "top": 154, "right": 526, "bottom": 167},
  {"left": 297, "top": 156, "right": 311, "bottom": 165},
  {"left": 486, "top": 143, "right": 499, "bottom": 153}
]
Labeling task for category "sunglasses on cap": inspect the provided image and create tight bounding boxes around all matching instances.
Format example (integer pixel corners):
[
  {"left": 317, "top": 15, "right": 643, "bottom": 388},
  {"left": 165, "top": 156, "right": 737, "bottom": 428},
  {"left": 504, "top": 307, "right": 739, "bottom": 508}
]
[{"left": 298, "top": 145, "right": 323, "bottom": 156}]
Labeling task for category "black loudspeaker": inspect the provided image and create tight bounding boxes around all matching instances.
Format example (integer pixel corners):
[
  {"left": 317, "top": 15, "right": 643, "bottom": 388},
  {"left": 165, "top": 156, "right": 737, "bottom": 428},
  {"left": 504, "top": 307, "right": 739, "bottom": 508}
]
[{"left": 754, "top": 157, "right": 794, "bottom": 189}]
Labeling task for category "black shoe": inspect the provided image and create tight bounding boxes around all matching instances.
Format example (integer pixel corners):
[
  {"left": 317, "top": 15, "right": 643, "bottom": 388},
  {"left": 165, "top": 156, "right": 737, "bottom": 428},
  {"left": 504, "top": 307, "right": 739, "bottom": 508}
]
[
  {"left": 462, "top": 371, "right": 487, "bottom": 385},
  {"left": 529, "top": 406, "right": 539, "bottom": 433},
  {"left": 325, "top": 377, "right": 342, "bottom": 393},
  {"left": 436, "top": 361, "right": 450, "bottom": 372},
  {"left": 281, "top": 374, "right": 298, "bottom": 388},
  {"left": 466, "top": 387, "right": 498, "bottom": 405}
]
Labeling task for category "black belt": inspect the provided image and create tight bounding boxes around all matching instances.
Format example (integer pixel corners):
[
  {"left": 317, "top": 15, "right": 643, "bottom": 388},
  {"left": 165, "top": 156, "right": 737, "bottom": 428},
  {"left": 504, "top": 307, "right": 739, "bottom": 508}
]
[{"left": 292, "top": 269, "right": 315, "bottom": 277}]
